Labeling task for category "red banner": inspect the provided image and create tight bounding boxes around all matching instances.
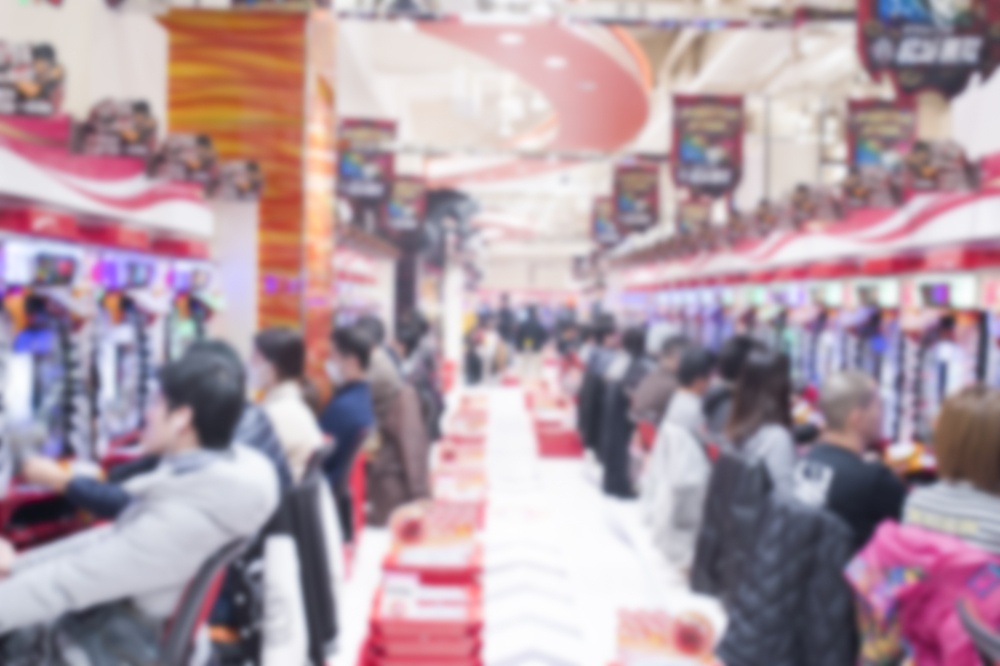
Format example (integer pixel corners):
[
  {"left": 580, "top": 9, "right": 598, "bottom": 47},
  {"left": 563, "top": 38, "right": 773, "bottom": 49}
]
[
  {"left": 857, "top": 0, "right": 1000, "bottom": 98},
  {"left": 613, "top": 162, "right": 660, "bottom": 232},
  {"left": 672, "top": 95, "right": 744, "bottom": 198}
]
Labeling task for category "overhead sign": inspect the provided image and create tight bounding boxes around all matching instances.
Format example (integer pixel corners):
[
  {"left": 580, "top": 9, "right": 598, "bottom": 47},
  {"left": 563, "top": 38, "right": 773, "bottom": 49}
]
[
  {"left": 857, "top": 0, "right": 1000, "bottom": 98},
  {"left": 592, "top": 196, "right": 621, "bottom": 248},
  {"left": 337, "top": 118, "right": 396, "bottom": 202},
  {"left": 847, "top": 99, "right": 916, "bottom": 171},
  {"left": 672, "top": 95, "right": 744, "bottom": 198},
  {"left": 0, "top": 42, "right": 65, "bottom": 117},
  {"left": 677, "top": 198, "right": 712, "bottom": 236},
  {"left": 613, "top": 161, "right": 660, "bottom": 232},
  {"left": 385, "top": 175, "right": 425, "bottom": 236}
]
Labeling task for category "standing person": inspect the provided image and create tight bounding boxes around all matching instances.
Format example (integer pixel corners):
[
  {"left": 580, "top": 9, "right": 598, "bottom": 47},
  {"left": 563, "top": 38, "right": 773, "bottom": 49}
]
[
  {"left": 251, "top": 327, "right": 325, "bottom": 483},
  {"left": 702, "top": 335, "right": 760, "bottom": 439},
  {"left": 663, "top": 347, "right": 716, "bottom": 438},
  {"left": 396, "top": 312, "right": 444, "bottom": 441},
  {"left": 726, "top": 348, "right": 797, "bottom": 491},
  {"left": 793, "top": 371, "right": 906, "bottom": 552},
  {"left": 497, "top": 293, "right": 517, "bottom": 347},
  {"left": 631, "top": 335, "right": 691, "bottom": 428},
  {"left": 516, "top": 305, "right": 548, "bottom": 380},
  {"left": 577, "top": 316, "right": 617, "bottom": 460},
  {"left": 600, "top": 326, "right": 651, "bottom": 499}
]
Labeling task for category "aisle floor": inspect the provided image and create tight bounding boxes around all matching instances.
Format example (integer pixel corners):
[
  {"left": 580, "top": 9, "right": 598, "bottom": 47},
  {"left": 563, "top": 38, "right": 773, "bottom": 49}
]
[{"left": 339, "top": 387, "right": 720, "bottom": 666}]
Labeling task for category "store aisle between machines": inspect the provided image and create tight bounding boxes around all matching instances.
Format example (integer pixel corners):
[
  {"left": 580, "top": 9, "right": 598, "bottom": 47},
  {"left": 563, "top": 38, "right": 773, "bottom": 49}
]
[{"left": 340, "top": 387, "right": 723, "bottom": 666}]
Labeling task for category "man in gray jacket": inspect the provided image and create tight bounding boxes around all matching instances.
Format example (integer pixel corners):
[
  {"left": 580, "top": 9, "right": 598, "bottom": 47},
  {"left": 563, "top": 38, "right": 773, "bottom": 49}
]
[{"left": 0, "top": 343, "right": 280, "bottom": 662}]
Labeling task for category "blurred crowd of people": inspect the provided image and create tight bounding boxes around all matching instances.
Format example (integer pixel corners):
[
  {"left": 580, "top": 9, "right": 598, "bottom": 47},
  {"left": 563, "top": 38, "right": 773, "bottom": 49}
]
[
  {"left": 0, "top": 311, "right": 443, "bottom": 665},
  {"left": 562, "top": 318, "right": 1000, "bottom": 665}
]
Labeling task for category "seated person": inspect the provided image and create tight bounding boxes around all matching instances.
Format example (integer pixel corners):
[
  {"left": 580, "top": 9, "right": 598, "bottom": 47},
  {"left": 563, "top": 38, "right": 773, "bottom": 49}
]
[
  {"left": 0, "top": 344, "right": 280, "bottom": 662},
  {"left": 21, "top": 340, "right": 292, "bottom": 519},
  {"left": 793, "top": 371, "right": 906, "bottom": 552},
  {"left": 321, "top": 324, "right": 375, "bottom": 492}
]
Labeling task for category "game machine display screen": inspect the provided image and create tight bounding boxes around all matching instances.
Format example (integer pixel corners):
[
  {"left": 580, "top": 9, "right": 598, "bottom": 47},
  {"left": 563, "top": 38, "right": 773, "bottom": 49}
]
[
  {"left": 167, "top": 261, "right": 216, "bottom": 362},
  {"left": 903, "top": 276, "right": 983, "bottom": 444},
  {"left": 846, "top": 279, "right": 903, "bottom": 440},
  {"left": 93, "top": 256, "right": 159, "bottom": 459},
  {"left": 700, "top": 287, "right": 733, "bottom": 353},
  {"left": 0, "top": 246, "right": 96, "bottom": 548}
]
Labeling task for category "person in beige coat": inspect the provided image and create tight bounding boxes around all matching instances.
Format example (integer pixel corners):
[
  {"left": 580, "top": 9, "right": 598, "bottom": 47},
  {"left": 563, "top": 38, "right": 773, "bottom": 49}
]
[{"left": 251, "top": 328, "right": 325, "bottom": 482}]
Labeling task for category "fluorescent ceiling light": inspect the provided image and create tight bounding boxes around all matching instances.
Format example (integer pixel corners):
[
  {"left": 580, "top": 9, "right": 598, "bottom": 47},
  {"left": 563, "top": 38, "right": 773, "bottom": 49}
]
[
  {"left": 544, "top": 56, "right": 568, "bottom": 70},
  {"left": 499, "top": 32, "right": 524, "bottom": 46}
]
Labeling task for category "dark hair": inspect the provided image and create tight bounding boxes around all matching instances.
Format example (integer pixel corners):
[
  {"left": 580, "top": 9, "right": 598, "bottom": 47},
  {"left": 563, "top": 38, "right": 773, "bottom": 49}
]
[
  {"left": 132, "top": 100, "right": 151, "bottom": 115},
  {"left": 660, "top": 335, "right": 691, "bottom": 359},
  {"left": 396, "top": 312, "right": 428, "bottom": 357},
  {"left": 160, "top": 343, "right": 245, "bottom": 449},
  {"left": 622, "top": 326, "right": 647, "bottom": 359},
  {"left": 31, "top": 44, "right": 56, "bottom": 63},
  {"left": 356, "top": 314, "right": 386, "bottom": 346},
  {"left": 678, "top": 348, "right": 716, "bottom": 387},
  {"left": 717, "top": 335, "right": 760, "bottom": 383},
  {"left": 185, "top": 339, "right": 246, "bottom": 384},
  {"left": 254, "top": 327, "right": 305, "bottom": 381},
  {"left": 196, "top": 134, "right": 213, "bottom": 149},
  {"left": 592, "top": 314, "right": 617, "bottom": 345},
  {"left": 726, "top": 348, "right": 792, "bottom": 445},
  {"left": 332, "top": 324, "right": 372, "bottom": 371}
]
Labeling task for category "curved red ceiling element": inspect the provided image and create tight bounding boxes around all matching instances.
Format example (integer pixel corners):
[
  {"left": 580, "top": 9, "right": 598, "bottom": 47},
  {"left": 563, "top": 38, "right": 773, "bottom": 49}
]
[{"left": 420, "top": 22, "right": 650, "bottom": 153}]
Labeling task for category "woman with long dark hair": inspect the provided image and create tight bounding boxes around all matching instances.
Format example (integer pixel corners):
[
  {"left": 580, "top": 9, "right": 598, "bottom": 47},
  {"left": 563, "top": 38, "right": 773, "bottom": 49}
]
[
  {"left": 251, "top": 327, "right": 324, "bottom": 482},
  {"left": 725, "top": 348, "right": 796, "bottom": 490}
]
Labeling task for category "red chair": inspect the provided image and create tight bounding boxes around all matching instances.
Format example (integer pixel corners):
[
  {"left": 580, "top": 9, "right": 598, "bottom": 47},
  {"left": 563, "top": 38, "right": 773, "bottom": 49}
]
[{"left": 160, "top": 538, "right": 249, "bottom": 666}]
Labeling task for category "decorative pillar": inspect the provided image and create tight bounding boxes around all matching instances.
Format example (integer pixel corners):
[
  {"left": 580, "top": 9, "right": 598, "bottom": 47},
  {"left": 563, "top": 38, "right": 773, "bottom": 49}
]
[{"left": 162, "top": 10, "right": 336, "bottom": 386}]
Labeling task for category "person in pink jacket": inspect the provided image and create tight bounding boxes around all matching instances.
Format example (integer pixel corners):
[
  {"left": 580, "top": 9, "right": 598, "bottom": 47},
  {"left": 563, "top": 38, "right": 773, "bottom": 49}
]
[{"left": 847, "top": 386, "right": 1000, "bottom": 666}]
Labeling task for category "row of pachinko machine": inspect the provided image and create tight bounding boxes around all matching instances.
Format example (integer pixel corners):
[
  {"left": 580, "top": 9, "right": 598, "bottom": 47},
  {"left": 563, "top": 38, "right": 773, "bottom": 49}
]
[
  {"left": 618, "top": 257, "right": 1000, "bottom": 448},
  {"left": 0, "top": 207, "right": 218, "bottom": 549}
]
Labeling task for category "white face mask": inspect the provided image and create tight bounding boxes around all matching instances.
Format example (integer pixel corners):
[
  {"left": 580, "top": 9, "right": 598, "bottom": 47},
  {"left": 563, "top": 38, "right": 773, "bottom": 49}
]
[{"left": 325, "top": 359, "right": 344, "bottom": 386}]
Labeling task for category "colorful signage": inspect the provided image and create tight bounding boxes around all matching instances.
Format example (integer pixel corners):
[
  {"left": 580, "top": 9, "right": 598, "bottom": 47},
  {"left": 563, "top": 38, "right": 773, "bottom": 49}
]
[
  {"left": 672, "top": 95, "right": 744, "bottom": 198},
  {"left": 857, "top": 0, "right": 1000, "bottom": 98},
  {"left": 847, "top": 99, "right": 916, "bottom": 171},
  {"left": 677, "top": 198, "right": 712, "bottom": 236},
  {"left": 385, "top": 175, "right": 425, "bottom": 235},
  {"left": 613, "top": 162, "right": 660, "bottom": 231},
  {"left": 337, "top": 118, "right": 396, "bottom": 202},
  {"left": 592, "top": 196, "right": 621, "bottom": 248}
]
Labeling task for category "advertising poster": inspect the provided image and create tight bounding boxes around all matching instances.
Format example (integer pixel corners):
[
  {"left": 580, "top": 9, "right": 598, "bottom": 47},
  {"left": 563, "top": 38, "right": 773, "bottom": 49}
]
[
  {"left": 385, "top": 175, "right": 426, "bottom": 236},
  {"left": 592, "top": 196, "right": 621, "bottom": 248},
  {"left": 857, "top": 0, "right": 1000, "bottom": 98},
  {"left": 0, "top": 42, "right": 64, "bottom": 117},
  {"left": 672, "top": 95, "right": 744, "bottom": 198},
  {"left": 147, "top": 133, "right": 219, "bottom": 190},
  {"left": 847, "top": 99, "right": 916, "bottom": 171},
  {"left": 73, "top": 99, "right": 158, "bottom": 158},
  {"left": 677, "top": 198, "right": 713, "bottom": 236},
  {"left": 338, "top": 118, "right": 396, "bottom": 202},
  {"left": 613, "top": 162, "right": 660, "bottom": 231}
]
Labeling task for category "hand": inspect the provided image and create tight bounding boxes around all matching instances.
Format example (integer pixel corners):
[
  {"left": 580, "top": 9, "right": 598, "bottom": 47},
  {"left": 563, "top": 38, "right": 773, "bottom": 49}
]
[
  {"left": 21, "top": 457, "right": 72, "bottom": 493},
  {"left": 0, "top": 538, "right": 16, "bottom": 577}
]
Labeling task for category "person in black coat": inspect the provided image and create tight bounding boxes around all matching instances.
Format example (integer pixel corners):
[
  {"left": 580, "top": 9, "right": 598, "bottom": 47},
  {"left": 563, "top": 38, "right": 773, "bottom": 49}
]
[
  {"left": 576, "top": 317, "right": 617, "bottom": 460},
  {"left": 600, "top": 325, "right": 651, "bottom": 499}
]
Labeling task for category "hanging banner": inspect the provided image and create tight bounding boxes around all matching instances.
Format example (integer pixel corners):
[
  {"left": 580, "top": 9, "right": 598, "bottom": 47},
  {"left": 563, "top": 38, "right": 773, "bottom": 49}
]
[
  {"left": 677, "top": 198, "right": 712, "bottom": 236},
  {"left": 0, "top": 42, "right": 65, "bottom": 117},
  {"left": 857, "top": 0, "right": 1000, "bottom": 98},
  {"left": 385, "top": 175, "right": 425, "bottom": 236},
  {"left": 613, "top": 162, "right": 660, "bottom": 232},
  {"left": 592, "top": 196, "right": 621, "bottom": 248},
  {"left": 847, "top": 99, "right": 916, "bottom": 171},
  {"left": 337, "top": 118, "right": 396, "bottom": 202},
  {"left": 72, "top": 99, "right": 158, "bottom": 158},
  {"left": 672, "top": 95, "right": 744, "bottom": 198}
]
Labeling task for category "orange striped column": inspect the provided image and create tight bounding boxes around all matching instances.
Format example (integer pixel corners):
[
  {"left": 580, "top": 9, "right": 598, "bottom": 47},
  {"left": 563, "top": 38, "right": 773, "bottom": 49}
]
[{"left": 162, "top": 10, "right": 336, "bottom": 386}]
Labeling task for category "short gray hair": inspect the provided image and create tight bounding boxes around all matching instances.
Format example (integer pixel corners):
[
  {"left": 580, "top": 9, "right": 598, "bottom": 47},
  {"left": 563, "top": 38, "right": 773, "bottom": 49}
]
[{"left": 819, "top": 371, "right": 878, "bottom": 431}]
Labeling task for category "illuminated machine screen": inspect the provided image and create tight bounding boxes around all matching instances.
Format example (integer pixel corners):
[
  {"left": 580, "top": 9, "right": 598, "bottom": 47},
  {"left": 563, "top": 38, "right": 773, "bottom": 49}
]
[
  {"left": 9, "top": 325, "right": 65, "bottom": 457},
  {"left": 920, "top": 283, "right": 951, "bottom": 308},
  {"left": 33, "top": 254, "right": 77, "bottom": 287}
]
